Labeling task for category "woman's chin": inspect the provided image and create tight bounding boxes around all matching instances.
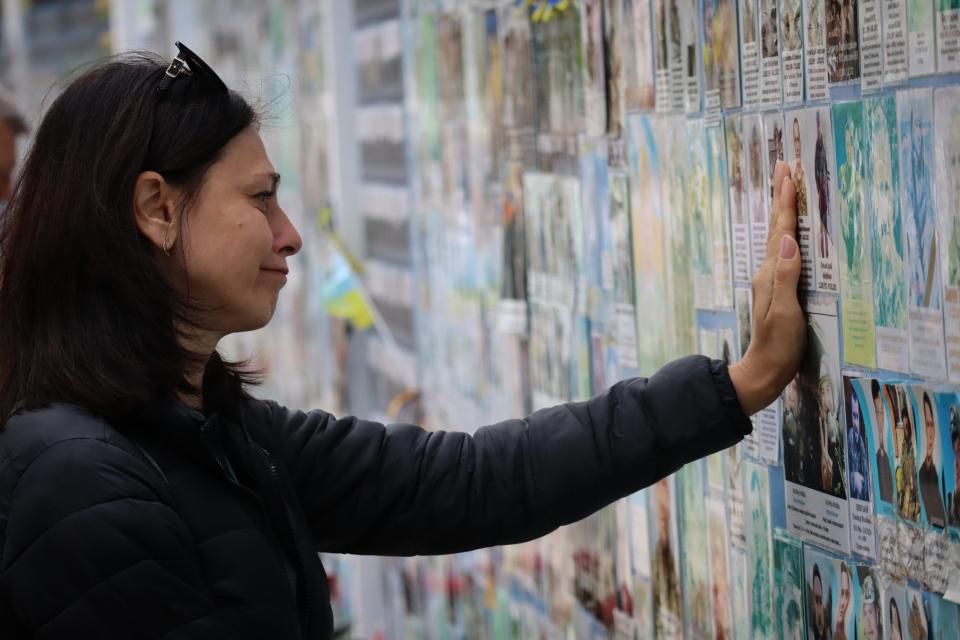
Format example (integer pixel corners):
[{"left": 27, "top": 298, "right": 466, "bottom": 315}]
[{"left": 228, "top": 304, "right": 277, "bottom": 334}]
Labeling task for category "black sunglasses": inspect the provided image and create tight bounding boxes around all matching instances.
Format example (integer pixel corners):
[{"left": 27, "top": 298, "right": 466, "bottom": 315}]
[{"left": 156, "top": 41, "right": 228, "bottom": 100}]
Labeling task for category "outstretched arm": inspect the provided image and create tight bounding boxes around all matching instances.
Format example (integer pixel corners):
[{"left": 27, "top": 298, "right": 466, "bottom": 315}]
[{"left": 258, "top": 356, "right": 751, "bottom": 556}]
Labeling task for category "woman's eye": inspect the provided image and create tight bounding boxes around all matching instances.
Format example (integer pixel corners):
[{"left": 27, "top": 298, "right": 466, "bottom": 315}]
[{"left": 254, "top": 191, "right": 274, "bottom": 206}]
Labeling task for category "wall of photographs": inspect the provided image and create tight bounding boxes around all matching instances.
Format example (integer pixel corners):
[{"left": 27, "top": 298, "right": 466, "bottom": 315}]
[{"left": 383, "top": 0, "right": 960, "bottom": 638}]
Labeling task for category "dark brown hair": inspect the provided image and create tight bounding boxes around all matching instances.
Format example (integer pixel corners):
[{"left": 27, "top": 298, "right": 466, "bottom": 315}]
[{"left": 0, "top": 52, "right": 262, "bottom": 426}]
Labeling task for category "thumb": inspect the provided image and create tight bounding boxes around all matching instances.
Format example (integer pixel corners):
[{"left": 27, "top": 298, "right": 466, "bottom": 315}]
[{"left": 772, "top": 234, "right": 801, "bottom": 311}]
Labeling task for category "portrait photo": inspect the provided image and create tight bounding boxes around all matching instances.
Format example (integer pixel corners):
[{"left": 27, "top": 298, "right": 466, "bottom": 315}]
[
  {"left": 649, "top": 477, "right": 682, "bottom": 639},
  {"left": 913, "top": 387, "right": 947, "bottom": 527},
  {"left": 844, "top": 378, "right": 871, "bottom": 502},
  {"left": 782, "top": 307, "right": 846, "bottom": 499},
  {"left": 938, "top": 392, "right": 960, "bottom": 529}
]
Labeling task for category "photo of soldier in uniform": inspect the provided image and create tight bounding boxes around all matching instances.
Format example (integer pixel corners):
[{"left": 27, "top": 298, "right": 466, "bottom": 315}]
[{"left": 890, "top": 385, "right": 921, "bottom": 522}]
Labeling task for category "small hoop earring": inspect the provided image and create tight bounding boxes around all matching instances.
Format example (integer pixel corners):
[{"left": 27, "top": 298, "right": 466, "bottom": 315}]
[{"left": 162, "top": 228, "right": 172, "bottom": 256}]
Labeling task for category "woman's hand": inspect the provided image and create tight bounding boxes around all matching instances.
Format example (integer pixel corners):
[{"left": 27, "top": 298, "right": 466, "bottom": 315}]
[{"left": 729, "top": 160, "right": 806, "bottom": 415}]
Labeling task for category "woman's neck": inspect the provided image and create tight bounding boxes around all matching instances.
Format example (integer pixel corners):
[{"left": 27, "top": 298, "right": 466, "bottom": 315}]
[{"left": 178, "top": 326, "right": 223, "bottom": 411}]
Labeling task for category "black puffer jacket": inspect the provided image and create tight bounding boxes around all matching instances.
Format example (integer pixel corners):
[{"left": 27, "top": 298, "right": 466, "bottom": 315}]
[{"left": 0, "top": 356, "right": 751, "bottom": 639}]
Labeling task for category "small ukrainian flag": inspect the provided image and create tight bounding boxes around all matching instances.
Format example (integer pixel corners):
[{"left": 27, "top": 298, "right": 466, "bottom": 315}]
[
  {"left": 319, "top": 251, "right": 374, "bottom": 330},
  {"left": 315, "top": 205, "right": 375, "bottom": 330}
]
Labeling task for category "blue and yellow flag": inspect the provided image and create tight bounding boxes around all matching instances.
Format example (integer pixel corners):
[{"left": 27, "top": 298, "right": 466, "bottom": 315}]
[
  {"left": 318, "top": 251, "right": 374, "bottom": 330},
  {"left": 316, "top": 206, "right": 375, "bottom": 330}
]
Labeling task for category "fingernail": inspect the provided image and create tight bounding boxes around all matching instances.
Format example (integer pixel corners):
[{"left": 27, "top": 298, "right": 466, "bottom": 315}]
[{"left": 780, "top": 235, "right": 797, "bottom": 259}]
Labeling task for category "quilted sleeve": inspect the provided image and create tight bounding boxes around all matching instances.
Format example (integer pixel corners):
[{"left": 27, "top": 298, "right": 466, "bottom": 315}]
[
  {"left": 0, "top": 437, "right": 234, "bottom": 639},
  {"left": 264, "top": 355, "right": 752, "bottom": 556}
]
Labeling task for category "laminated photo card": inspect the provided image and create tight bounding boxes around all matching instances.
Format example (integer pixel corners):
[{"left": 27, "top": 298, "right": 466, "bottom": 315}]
[
  {"left": 804, "top": 0, "right": 830, "bottom": 100},
  {"left": 781, "top": 0, "right": 806, "bottom": 104},
  {"left": 626, "top": 114, "right": 671, "bottom": 373},
  {"left": 833, "top": 100, "right": 878, "bottom": 369},
  {"left": 706, "top": 497, "right": 733, "bottom": 639},
  {"left": 707, "top": 125, "right": 734, "bottom": 309},
  {"left": 759, "top": 0, "right": 783, "bottom": 105},
  {"left": 845, "top": 378, "right": 879, "bottom": 561},
  {"left": 803, "top": 548, "right": 855, "bottom": 640},
  {"left": 803, "top": 107, "right": 840, "bottom": 294},
  {"left": 898, "top": 88, "right": 947, "bottom": 380},
  {"left": 688, "top": 120, "right": 715, "bottom": 311},
  {"left": 934, "top": 87, "right": 960, "bottom": 382},
  {"left": 826, "top": 0, "right": 861, "bottom": 84},
  {"left": 745, "top": 461, "right": 774, "bottom": 639},
  {"left": 860, "top": 0, "right": 884, "bottom": 92},
  {"left": 627, "top": 490, "right": 656, "bottom": 638},
  {"left": 938, "top": 0, "right": 960, "bottom": 72},
  {"left": 864, "top": 96, "right": 910, "bottom": 374},
  {"left": 884, "top": 0, "right": 911, "bottom": 84},
  {"left": 677, "top": 0, "right": 701, "bottom": 113},
  {"left": 702, "top": 0, "right": 741, "bottom": 124},
  {"left": 908, "top": 0, "right": 937, "bottom": 76},
  {"left": 783, "top": 109, "right": 816, "bottom": 292},
  {"left": 649, "top": 477, "right": 683, "bottom": 639},
  {"left": 741, "top": 0, "right": 763, "bottom": 106},
  {"left": 773, "top": 531, "right": 806, "bottom": 639},
  {"left": 678, "top": 462, "right": 712, "bottom": 638},
  {"left": 653, "top": 0, "right": 673, "bottom": 112},
  {"left": 782, "top": 296, "right": 852, "bottom": 556},
  {"left": 746, "top": 113, "right": 769, "bottom": 278},
  {"left": 725, "top": 115, "right": 752, "bottom": 287}
]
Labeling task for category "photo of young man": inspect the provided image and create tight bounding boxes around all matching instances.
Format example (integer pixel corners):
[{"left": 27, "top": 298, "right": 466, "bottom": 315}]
[
  {"left": 784, "top": 378, "right": 804, "bottom": 482},
  {"left": 872, "top": 380, "right": 895, "bottom": 503},
  {"left": 917, "top": 390, "right": 946, "bottom": 527},
  {"left": 809, "top": 562, "right": 833, "bottom": 640},
  {"left": 947, "top": 404, "right": 960, "bottom": 527},
  {"left": 859, "top": 571, "right": 882, "bottom": 640},
  {"left": 846, "top": 381, "right": 870, "bottom": 501},
  {"left": 833, "top": 564, "right": 851, "bottom": 640}
]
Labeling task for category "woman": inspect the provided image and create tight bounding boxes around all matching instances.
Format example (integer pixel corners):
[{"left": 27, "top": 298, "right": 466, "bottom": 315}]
[{"left": 0, "top": 46, "right": 805, "bottom": 639}]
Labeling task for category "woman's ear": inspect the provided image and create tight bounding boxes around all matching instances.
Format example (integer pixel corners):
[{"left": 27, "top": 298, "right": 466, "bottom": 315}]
[{"left": 133, "top": 171, "right": 179, "bottom": 254}]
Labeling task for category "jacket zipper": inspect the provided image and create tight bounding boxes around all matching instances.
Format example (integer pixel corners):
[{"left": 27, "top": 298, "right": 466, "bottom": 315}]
[
  {"left": 264, "top": 449, "right": 312, "bottom": 634},
  {"left": 200, "top": 421, "right": 311, "bottom": 634}
]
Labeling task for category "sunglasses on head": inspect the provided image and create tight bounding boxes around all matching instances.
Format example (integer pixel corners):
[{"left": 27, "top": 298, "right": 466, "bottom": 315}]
[{"left": 156, "top": 41, "right": 228, "bottom": 100}]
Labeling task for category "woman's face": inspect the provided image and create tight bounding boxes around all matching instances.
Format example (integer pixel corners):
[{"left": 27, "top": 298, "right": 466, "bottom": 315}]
[{"left": 174, "top": 127, "right": 302, "bottom": 335}]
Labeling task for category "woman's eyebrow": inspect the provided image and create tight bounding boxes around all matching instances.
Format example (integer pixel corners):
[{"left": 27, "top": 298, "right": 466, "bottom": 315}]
[{"left": 248, "top": 172, "right": 281, "bottom": 190}]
